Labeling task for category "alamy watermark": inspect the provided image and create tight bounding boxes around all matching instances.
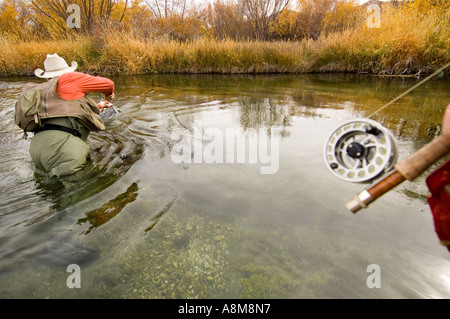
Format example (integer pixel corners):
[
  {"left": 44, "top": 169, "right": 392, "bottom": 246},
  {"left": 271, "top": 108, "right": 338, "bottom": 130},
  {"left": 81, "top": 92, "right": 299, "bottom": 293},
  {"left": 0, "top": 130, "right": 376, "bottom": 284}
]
[
  {"left": 367, "top": 4, "right": 381, "bottom": 29},
  {"left": 366, "top": 264, "right": 381, "bottom": 288},
  {"left": 170, "top": 120, "right": 280, "bottom": 175},
  {"left": 66, "top": 4, "right": 81, "bottom": 29},
  {"left": 66, "top": 264, "right": 81, "bottom": 288}
]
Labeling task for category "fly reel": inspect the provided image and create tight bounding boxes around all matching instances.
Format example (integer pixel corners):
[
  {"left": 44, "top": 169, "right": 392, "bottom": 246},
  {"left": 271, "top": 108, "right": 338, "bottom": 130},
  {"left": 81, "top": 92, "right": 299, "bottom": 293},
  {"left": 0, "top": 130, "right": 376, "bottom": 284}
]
[{"left": 324, "top": 118, "right": 398, "bottom": 183}]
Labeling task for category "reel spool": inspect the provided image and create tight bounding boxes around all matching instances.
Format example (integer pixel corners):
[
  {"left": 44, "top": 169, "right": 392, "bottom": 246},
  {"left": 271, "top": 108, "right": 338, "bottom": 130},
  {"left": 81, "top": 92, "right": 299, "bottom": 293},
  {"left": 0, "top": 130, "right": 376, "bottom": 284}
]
[{"left": 324, "top": 118, "right": 398, "bottom": 183}]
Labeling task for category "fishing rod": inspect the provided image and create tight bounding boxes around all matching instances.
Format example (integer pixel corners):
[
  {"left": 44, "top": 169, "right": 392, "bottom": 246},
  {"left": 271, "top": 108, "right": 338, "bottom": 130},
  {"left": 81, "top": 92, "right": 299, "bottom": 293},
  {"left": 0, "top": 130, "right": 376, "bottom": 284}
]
[
  {"left": 323, "top": 62, "right": 450, "bottom": 213},
  {"left": 346, "top": 128, "right": 450, "bottom": 213}
]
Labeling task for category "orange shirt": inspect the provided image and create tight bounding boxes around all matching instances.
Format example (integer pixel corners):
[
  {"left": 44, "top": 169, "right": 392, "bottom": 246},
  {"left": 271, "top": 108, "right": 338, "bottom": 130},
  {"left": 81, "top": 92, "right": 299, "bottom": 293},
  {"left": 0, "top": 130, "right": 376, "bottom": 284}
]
[{"left": 56, "top": 72, "right": 114, "bottom": 101}]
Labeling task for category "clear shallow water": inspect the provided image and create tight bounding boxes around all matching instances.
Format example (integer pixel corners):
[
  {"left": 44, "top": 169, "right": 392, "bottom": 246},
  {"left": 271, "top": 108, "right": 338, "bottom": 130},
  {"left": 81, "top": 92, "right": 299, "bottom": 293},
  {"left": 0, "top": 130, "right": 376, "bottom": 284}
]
[{"left": 0, "top": 74, "right": 449, "bottom": 298}]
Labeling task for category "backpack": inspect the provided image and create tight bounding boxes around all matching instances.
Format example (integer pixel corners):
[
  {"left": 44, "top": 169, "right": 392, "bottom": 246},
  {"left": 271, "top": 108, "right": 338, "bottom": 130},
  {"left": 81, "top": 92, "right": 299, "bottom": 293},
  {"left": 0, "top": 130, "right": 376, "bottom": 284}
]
[
  {"left": 14, "top": 78, "right": 105, "bottom": 138},
  {"left": 14, "top": 83, "right": 45, "bottom": 137}
]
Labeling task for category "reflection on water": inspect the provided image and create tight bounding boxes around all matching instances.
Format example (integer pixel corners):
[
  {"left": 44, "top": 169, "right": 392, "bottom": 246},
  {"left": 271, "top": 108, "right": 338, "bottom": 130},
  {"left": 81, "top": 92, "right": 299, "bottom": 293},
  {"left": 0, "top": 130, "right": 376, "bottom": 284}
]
[
  {"left": 77, "top": 182, "right": 139, "bottom": 235},
  {"left": 0, "top": 73, "right": 449, "bottom": 298},
  {"left": 240, "top": 97, "right": 291, "bottom": 128}
]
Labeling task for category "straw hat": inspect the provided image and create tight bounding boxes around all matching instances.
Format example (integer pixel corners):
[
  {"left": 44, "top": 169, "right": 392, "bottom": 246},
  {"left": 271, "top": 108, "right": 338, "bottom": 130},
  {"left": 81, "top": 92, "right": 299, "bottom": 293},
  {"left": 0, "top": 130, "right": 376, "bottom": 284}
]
[{"left": 34, "top": 53, "right": 78, "bottom": 78}]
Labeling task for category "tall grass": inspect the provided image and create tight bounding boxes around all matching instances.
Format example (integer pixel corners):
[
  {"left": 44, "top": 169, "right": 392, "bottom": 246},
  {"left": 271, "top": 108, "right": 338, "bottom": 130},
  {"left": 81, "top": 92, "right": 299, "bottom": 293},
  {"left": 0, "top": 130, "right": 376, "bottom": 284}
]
[
  {"left": 0, "top": 5, "right": 448, "bottom": 77},
  {"left": 312, "top": 5, "right": 450, "bottom": 74}
]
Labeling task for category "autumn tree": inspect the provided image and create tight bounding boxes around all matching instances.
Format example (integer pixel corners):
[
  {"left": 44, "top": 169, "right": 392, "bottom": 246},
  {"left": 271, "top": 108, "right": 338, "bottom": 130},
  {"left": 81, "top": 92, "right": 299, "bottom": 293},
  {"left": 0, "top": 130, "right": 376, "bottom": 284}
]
[
  {"left": 0, "top": 0, "right": 36, "bottom": 38},
  {"left": 322, "top": 0, "right": 364, "bottom": 35},
  {"left": 296, "top": 0, "right": 337, "bottom": 39},
  {"left": 145, "top": 0, "right": 205, "bottom": 40},
  {"left": 406, "top": 0, "right": 450, "bottom": 12},
  {"left": 120, "top": 0, "right": 153, "bottom": 37},
  {"left": 29, "top": 0, "right": 131, "bottom": 36},
  {"left": 206, "top": 0, "right": 291, "bottom": 40},
  {"left": 5, "top": 0, "right": 446, "bottom": 43},
  {"left": 269, "top": 9, "right": 299, "bottom": 40},
  {"left": 237, "top": 0, "right": 291, "bottom": 40},
  {"left": 206, "top": 0, "right": 246, "bottom": 40}
]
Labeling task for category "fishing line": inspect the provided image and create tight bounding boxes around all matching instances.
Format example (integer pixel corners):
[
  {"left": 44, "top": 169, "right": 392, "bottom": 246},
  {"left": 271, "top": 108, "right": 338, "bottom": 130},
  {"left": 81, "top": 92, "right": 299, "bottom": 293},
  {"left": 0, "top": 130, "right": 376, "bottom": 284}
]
[
  {"left": 324, "top": 62, "right": 450, "bottom": 183},
  {"left": 366, "top": 62, "right": 450, "bottom": 119}
]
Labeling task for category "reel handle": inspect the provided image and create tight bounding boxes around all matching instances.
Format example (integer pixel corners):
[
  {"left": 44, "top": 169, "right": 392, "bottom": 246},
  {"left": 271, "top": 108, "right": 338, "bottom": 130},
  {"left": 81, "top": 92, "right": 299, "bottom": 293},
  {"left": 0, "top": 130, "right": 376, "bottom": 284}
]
[{"left": 347, "top": 130, "right": 450, "bottom": 213}]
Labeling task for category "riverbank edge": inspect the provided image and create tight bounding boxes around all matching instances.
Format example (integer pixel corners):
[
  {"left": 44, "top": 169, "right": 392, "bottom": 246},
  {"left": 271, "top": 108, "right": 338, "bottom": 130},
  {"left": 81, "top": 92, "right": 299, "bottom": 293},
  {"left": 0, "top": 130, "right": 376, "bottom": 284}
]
[{"left": 1, "top": 34, "right": 449, "bottom": 78}]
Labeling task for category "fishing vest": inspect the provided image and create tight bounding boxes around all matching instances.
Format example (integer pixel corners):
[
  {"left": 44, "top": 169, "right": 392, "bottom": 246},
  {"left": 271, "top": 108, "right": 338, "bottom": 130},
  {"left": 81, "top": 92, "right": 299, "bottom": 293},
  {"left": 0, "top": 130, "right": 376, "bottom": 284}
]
[{"left": 15, "top": 77, "right": 105, "bottom": 137}]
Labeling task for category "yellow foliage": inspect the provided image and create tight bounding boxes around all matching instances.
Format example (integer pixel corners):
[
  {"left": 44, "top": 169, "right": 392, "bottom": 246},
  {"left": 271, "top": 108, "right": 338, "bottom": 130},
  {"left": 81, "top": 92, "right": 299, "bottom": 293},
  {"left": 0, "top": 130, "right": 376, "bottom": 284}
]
[
  {"left": 0, "top": 0, "right": 18, "bottom": 34},
  {"left": 0, "top": 0, "right": 37, "bottom": 38},
  {"left": 0, "top": 0, "right": 448, "bottom": 76},
  {"left": 270, "top": 9, "right": 299, "bottom": 39},
  {"left": 322, "top": 1, "right": 364, "bottom": 35},
  {"left": 407, "top": 0, "right": 450, "bottom": 13}
]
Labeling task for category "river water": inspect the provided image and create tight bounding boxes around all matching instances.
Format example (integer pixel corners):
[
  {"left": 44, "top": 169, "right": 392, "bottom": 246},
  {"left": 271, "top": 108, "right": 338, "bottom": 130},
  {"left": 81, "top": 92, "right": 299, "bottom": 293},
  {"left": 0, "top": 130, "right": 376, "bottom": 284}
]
[{"left": 0, "top": 74, "right": 449, "bottom": 298}]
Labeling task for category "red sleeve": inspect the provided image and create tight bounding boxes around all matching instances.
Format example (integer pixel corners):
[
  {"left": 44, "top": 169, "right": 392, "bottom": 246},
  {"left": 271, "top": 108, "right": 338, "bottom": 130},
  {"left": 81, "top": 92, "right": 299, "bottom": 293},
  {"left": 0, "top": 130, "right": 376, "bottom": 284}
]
[{"left": 56, "top": 72, "right": 114, "bottom": 101}]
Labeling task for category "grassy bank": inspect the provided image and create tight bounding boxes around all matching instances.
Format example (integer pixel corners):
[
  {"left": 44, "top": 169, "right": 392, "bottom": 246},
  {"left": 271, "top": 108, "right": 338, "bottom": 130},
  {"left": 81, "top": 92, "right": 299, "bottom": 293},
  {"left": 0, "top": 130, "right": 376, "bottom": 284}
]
[{"left": 1, "top": 5, "right": 448, "bottom": 77}]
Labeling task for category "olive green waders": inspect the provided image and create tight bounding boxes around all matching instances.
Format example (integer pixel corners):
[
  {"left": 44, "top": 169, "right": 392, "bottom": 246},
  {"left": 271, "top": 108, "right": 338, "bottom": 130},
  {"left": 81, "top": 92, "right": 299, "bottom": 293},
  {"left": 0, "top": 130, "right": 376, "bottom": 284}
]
[{"left": 29, "top": 117, "right": 91, "bottom": 180}]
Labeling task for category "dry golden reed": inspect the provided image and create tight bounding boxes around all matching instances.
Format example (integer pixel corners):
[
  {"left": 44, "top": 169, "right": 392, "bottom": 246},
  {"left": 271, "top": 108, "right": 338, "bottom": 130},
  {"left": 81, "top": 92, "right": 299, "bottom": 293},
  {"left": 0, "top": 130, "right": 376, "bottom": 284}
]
[{"left": 0, "top": 5, "right": 448, "bottom": 77}]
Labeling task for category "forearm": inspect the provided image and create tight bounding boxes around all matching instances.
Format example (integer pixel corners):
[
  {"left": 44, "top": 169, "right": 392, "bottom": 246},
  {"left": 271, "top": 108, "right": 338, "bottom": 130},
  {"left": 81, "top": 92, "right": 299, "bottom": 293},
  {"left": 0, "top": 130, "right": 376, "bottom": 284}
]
[
  {"left": 57, "top": 72, "right": 115, "bottom": 101},
  {"left": 83, "top": 76, "right": 114, "bottom": 96},
  {"left": 443, "top": 104, "right": 450, "bottom": 133}
]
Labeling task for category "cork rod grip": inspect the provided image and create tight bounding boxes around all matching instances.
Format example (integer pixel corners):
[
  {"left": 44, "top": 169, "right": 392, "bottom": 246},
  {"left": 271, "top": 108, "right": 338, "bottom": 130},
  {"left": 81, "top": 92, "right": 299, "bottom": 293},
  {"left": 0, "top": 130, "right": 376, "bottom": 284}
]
[
  {"left": 346, "top": 130, "right": 450, "bottom": 213},
  {"left": 394, "top": 130, "right": 450, "bottom": 181}
]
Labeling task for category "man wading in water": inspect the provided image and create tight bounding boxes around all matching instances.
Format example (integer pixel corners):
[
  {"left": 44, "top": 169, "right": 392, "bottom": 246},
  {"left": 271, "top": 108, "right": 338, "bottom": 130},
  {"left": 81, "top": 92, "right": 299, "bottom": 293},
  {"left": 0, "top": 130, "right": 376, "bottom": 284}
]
[{"left": 15, "top": 53, "right": 115, "bottom": 182}]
